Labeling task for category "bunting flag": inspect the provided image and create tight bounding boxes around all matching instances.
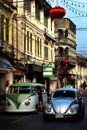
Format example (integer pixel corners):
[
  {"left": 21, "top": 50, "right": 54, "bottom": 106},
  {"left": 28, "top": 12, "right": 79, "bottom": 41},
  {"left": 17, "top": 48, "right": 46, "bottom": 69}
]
[{"left": 46, "top": 0, "right": 87, "bottom": 17}]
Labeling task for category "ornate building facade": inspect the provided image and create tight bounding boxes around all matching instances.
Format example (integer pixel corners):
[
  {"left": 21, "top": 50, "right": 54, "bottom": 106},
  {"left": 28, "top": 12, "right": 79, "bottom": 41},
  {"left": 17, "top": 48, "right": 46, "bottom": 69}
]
[{"left": 0, "top": 0, "right": 56, "bottom": 93}]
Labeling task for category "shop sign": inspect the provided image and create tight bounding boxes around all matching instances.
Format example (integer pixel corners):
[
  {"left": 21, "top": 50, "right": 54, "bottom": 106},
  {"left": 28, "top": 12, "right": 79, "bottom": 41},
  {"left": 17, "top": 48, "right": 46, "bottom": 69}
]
[{"left": 43, "top": 65, "right": 53, "bottom": 78}]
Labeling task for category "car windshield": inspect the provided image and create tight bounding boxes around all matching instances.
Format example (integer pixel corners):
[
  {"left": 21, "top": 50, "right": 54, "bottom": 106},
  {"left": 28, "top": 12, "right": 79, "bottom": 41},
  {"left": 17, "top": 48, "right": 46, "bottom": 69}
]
[{"left": 53, "top": 90, "right": 75, "bottom": 99}]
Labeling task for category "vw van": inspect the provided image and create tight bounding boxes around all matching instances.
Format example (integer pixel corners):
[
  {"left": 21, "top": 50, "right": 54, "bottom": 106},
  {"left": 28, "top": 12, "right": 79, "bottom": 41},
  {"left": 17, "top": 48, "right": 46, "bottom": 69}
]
[{"left": 5, "top": 83, "right": 47, "bottom": 113}]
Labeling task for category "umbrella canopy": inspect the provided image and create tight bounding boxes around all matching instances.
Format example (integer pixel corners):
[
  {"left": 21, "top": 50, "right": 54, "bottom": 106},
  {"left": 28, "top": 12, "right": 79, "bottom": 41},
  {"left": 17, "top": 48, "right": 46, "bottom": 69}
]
[
  {"left": 0, "top": 57, "right": 13, "bottom": 69},
  {"left": 0, "top": 57, "right": 18, "bottom": 73}
]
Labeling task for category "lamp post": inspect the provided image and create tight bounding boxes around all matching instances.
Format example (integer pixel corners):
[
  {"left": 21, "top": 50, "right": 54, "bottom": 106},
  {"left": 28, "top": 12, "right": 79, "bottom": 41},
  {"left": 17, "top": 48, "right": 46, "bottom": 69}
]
[
  {"left": 63, "top": 59, "right": 70, "bottom": 87},
  {"left": 55, "top": 30, "right": 60, "bottom": 88}
]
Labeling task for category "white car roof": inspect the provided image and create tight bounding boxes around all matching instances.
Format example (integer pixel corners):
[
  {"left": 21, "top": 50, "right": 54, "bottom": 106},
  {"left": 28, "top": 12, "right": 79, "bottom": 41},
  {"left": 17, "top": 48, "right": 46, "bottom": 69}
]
[{"left": 56, "top": 87, "right": 79, "bottom": 92}]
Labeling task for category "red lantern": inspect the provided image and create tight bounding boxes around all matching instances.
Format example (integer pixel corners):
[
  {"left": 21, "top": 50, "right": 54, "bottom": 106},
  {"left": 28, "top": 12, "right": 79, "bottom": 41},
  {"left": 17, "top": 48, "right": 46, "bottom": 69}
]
[
  {"left": 63, "top": 59, "right": 70, "bottom": 68},
  {"left": 63, "top": 59, "right": 70, "bottom": 63},
  {"left": 69, "top": 74, "right": 75, "bottom": 79},
  {"left": 50, "top": 6, "right": 66, "bottom": 19}
]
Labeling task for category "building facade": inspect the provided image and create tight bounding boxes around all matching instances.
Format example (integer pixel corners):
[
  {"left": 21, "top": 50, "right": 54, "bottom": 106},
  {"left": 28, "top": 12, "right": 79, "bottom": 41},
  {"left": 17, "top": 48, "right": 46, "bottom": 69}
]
[
  {"left": 54, "top": 18, "right": 87, "bottom": 90},
  {"left": 12, "top": 0, "right": 55, "bottom": 90},
  {"left": 0, "top": 0, "right": 56, "bottom": 94},
  {"left": 0, "top": 0, "right": 17, "bottom": 90},
  {"left": 0, "top": 1, "right": 87, "bottom": 92}
]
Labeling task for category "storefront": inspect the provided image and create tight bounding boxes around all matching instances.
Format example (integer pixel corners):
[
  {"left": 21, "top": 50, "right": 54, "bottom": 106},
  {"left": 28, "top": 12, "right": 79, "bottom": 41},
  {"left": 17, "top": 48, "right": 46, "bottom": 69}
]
[{"left": 27, "top": 63, "right": 43, "bottom": 83}]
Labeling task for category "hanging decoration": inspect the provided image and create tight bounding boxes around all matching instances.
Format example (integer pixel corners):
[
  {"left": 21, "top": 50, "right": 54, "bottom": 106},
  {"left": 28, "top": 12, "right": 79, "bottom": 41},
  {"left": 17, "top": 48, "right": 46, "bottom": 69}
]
[
  {"left": 50, "top": 6, "right": 66, "bottom": 18},
  {"left": 46, "top": 0, "right": 87, "bottom": 17},
  {"left": 60, "top": 0, "right": 87, "bottom": 17},
  {"left": 49, "top": 0, "right": 66, "bottom": 19}
]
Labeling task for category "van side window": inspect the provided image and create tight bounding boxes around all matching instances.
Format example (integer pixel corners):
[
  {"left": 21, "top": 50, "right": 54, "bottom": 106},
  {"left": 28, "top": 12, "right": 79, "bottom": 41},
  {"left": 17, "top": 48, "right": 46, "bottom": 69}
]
[
  {"left": 32, "top": 86, "right": 37, "bottom": 93},
  {"left": 8, "top": 87, "right": 18, "bottom": 94},
  {"left": 42, "top": 86, "right": 46, "bottom": 92},
  {"left": 14, "top": 87, "right": 18, "bottom": 93}
]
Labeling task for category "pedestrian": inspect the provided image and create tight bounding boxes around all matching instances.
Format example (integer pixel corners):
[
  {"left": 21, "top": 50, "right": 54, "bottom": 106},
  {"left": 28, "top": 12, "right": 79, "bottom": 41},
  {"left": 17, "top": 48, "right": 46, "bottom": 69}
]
[
  {"left": 37, "top": 87, "right": 43, "bottom": 111},
  {"left": 5, "top": 80, "right": 9, "bottom": 93}
]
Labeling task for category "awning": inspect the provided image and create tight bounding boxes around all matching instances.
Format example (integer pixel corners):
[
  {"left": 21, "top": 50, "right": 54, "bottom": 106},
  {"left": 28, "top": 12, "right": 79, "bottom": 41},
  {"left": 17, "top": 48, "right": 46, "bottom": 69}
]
[{"left": 0, "top": 57, "right": 18, "bottom": 73}]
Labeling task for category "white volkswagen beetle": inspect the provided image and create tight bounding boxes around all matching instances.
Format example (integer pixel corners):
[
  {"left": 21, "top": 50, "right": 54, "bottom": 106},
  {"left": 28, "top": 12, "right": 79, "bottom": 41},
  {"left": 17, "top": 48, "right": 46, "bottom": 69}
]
[{"left": 43, "top": 88, "right": 85, "bottom": 120}]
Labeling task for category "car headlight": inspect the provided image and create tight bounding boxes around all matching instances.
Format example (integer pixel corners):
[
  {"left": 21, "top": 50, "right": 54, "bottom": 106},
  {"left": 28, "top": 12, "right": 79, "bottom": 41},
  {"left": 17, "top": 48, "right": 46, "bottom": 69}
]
[
  {"left": 66, "top": 104, "right": 79, "bottom": 114},
  {"left": 25, "top": 101, "right": 30, "bottom": 106},
  {"left": 45, "top": 108, "right": 51, "bottom": 113},
  {"left": 70, "top": 108, "right": 77, "bottom": 113}
]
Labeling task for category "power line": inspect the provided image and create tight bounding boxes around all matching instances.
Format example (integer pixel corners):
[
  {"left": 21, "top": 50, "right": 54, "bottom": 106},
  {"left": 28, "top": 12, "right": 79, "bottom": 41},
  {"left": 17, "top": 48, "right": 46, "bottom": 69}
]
[
  {"left": 76, "top": 28, "right": 87, "bottom": 31},
  {"left": 65, "top": 0, "right": 87, "bottom": 5},
  {"left": 59, "top": 0, "right": 87, "bottom": 17}
]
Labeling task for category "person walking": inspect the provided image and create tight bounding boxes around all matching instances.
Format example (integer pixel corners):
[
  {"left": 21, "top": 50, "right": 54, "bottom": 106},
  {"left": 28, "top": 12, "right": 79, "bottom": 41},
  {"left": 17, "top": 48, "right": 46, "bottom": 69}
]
[{"left": 37, "top": 87, "right": 43, "bottom": 111}]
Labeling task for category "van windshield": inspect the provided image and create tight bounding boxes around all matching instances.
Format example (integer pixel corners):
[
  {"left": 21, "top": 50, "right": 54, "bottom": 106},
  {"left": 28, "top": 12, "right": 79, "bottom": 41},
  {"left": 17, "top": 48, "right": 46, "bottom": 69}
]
[{"left": 19, "top": 86, "right": 30, "bottom": 94}]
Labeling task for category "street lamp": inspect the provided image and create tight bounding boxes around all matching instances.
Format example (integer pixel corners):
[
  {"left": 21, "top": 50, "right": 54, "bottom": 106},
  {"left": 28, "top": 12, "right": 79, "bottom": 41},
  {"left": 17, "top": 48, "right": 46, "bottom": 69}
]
[
  {"left": 55, "top": 29, "right": 61, "bottom": 88},
  {"left": 63, "top": 59, "right": 70, "bottom": 86}
]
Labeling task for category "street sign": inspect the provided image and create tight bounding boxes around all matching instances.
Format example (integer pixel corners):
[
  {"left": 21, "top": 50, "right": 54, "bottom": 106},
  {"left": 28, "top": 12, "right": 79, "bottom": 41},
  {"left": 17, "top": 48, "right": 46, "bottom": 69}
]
[{"left": 43, "top": 65, "right": 53, "bottom": 78}]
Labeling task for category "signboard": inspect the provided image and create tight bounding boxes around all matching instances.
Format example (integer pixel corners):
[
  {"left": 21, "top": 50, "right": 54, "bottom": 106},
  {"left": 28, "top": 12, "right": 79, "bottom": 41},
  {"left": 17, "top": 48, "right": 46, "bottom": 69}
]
[
  {"left": 66, "top": 85, "right": 73, "bottom": 88},
  {"left": 43, "top": 65, "right": 53, "bottom": 78}
]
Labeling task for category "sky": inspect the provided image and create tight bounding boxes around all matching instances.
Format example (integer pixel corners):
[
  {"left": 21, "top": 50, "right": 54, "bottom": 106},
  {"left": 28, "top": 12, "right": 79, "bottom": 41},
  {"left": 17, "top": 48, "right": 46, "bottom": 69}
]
[{"left": 47, "top": 0, "right": 87, "bottom": 57}]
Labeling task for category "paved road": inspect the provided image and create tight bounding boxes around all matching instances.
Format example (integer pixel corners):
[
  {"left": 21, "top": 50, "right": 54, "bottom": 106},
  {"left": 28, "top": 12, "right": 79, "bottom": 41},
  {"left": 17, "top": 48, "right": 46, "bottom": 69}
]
[{"left": 0, "top": 92, "right": 87, "bottom": 130}]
